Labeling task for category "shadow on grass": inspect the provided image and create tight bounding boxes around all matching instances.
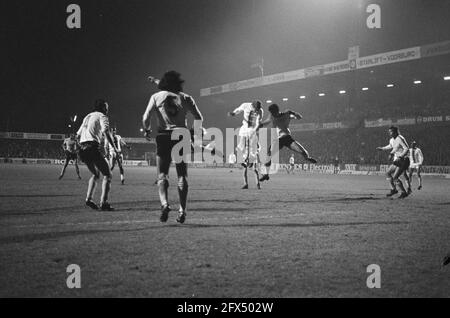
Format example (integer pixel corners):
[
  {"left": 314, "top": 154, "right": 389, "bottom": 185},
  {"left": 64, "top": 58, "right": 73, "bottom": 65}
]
[
  {"left": 0, "top": 221, "right": 408, "bottom": 244},
  {"left": 323, "top": 197, "right": 384, "bottom": 202},
  {"left": 0, "top": 194, "right": 77, "bottom": 198},
  {"left": 191, "top": 196, "right": 385, "bottom": 205},
  {"left": 0, "top": 227, "right": 160, "bottom": 245},
  {"left": 180, "top": 220, "right": 409, "bottom": 229},
  {"left": 193, "top": 207, "right": 249, "bottom": 212},
  {"left": 0, "top": 200, "right": 161, "bottom": 216}
]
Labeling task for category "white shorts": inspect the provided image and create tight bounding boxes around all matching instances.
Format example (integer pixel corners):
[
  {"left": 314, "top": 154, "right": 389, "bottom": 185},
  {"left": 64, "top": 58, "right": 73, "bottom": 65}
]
[
  {"left": 237, "top": 129, "right": 260, "bottom": 163},
  {"left": 409, "top": 163, "right": 422, "bottom": 171},
  {"left": 238, "top": 126, "right": 257, "bottom": 138}
]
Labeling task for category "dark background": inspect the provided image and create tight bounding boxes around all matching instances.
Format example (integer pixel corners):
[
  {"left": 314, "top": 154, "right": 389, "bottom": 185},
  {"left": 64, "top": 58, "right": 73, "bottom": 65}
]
[{"left": 2, "top": 0, "right": 450, "bottom": 135}]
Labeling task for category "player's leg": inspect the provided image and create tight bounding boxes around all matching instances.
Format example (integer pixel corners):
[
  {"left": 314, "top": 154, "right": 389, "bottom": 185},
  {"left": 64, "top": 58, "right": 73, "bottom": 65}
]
[
  {"left": 236, "top": 131, "right": 247, "bottom": 159},
  {"left": 259, "top": 139, "right": 278, "bottom": 182},
  {"left": 393, "top": 165, "right": 408, "bottom": 198},
  {"left": 94, "top": 153, "right": 114, "bottom": 210},
  {"left": 417, "top": 166, "right": 423, "bottom": 190},
  {"left": 263, "top": 140, "right": 275, "bottom": 167},
  {"left": 386, "top": 165, "right": 398, "bottom": 196},
  {"left": 59, "top": 154, "right": 70, "bottom": 179},
  {"left": 244, "top": 134, "right": 260, "bottom": 188},
  {"left": 407, "top": 169, "right": 412, "bottom": 186},
  {"left": 74, "top": 158, "right": 81, "bottom": 179},
  {"left": 156, "top": 135, "right": 173, "bottom": 222},
  {"left": 288, "top": 140, "right": 317, "bottom": 164},
  {"left": 239, "top": 136, "right": 250, "bottom": 167},
  {"left": 157, "top": 154, "right": 171, "bottom": 219},
  {"left": 117, "top": 155, "right": 125, "bottom": 185},
  {"left": 175, "top": 162, "right": 188, "bottom": 223},
  {"left": 253, "top": 163, "right": 261, "bottom": 189},
  {"left": 404, "top": 169, "right": 412, "bottom": 194},
  {"left": 244, "top": 137, "right": 250, "bottom": 165},
  {"left": 110, "top": 154, "right": 116, "bottom": 171},
  {"left": 242, "top": 136, "right": 255, "bottom": 188},
  {"left": 84, "top": 161, "right": 100, "bottom": 210},
  {"left": 242, "top": 166, "right": 249, "bottom": 189}
]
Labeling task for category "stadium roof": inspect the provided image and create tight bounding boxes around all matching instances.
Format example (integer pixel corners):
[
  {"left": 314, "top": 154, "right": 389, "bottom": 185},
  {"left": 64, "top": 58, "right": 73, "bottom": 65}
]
[{"left": 200, "top": 40, "right": 450, "bottom": 97}]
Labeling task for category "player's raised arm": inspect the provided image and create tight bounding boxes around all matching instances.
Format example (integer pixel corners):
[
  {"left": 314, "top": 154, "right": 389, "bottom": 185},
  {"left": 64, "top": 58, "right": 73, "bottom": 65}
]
[
  {"left": 377, "top": 144, "right": 392, "bottom": 151},
  {"left": 258, "top": 116, "right": 272, "bottom": 129},
  {"left": 148, "top": 76, "right": 160, "bottom": 86},
  {"left": 287, "top": 110, "right": 303, "bottom": 120},
  {"left": 120, "top": 139, "right": 131, "bottom": 150},
  {"left": 228, "top": 104, "right": 245, "bottom": 117},
  {"left": 187, "top": 96, "right": 204, "bottom": 122}
]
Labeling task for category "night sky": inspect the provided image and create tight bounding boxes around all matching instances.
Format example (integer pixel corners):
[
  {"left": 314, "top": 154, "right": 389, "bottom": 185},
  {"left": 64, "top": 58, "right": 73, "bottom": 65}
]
[{"left": 3, "top": 0, "right": 450, "bottom": 136}]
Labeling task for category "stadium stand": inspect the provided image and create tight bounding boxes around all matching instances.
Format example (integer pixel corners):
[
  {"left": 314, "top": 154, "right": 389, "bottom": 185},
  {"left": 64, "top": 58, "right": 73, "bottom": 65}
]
[
  {"left": 287, "top": 125, "right": 450, "bottom": 166},
  {"left": 0, "top": 136, "right": 156, "bottom": 161},
  {"left": 0, "top": 139, "right": 62, "bottom": 159}
]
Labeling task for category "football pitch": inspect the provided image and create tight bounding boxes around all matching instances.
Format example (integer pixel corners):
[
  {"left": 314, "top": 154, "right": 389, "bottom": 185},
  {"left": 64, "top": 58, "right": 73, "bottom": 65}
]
[{"left": 1, "top": 164, "right": 449, "bottom": 298}]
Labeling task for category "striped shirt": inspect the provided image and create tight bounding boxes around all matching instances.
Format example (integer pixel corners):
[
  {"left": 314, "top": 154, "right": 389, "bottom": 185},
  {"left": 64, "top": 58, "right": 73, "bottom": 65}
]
[
  {"left": 409, "top": 148, "right": 424, "bottom": 165},
  {"left": 233, "top": 103, "right": 264, "bottom": 129}
]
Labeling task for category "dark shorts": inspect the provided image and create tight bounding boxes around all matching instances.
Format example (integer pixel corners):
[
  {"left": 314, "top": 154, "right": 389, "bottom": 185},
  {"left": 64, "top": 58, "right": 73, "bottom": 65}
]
[
  {"left": 79, "top": 142, "right": 110, "bottom": 176},
  {"left": 65, "top": 151, "right": 78, "bottom": 161},
  {"left": 279, "top": 135, "right": 295, "bottom": 149},
  {"left": 393, "top": 157, "right": 410, "bottom": 170},
  {"left": 156, "top": 133, "right": 184, "bottom": 159}
]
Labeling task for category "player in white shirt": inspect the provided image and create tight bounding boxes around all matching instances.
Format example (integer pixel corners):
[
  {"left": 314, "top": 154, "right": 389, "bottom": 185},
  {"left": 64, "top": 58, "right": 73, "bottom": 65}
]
[
  {"left": 77, "top": 99, "right": 119, "bottom": 211},
  {"left": 287, "top": 154, "right": 295, "bottom": 174},
  {"left": 376, "top": 126, "right": 410, "bottom": 199},
  {"left": 228, "top": 100, "right": 263, "bottom": 189},
  {"left": 105, "top": 128, "right": 130, "bottom": 185},
  {"left": 228, "top": 153, "right": 237, "bottom": 165},
  {"left": 143, "top": 71, "right": 203, "bottom": 224},
  {"left": 258, "top": 104, "right": 317, "bottom": 182},
  {"left": 407, "top": 141, "right": 424, "bottom": 191},
  {"left": 59, "top": 134, "right": 81, "bottom": 180}
]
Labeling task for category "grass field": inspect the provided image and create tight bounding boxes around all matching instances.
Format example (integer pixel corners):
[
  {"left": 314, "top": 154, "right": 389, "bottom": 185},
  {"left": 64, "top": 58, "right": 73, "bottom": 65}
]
[{"left": 0, "top": 164, "right": 450, "bottom": 298}]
